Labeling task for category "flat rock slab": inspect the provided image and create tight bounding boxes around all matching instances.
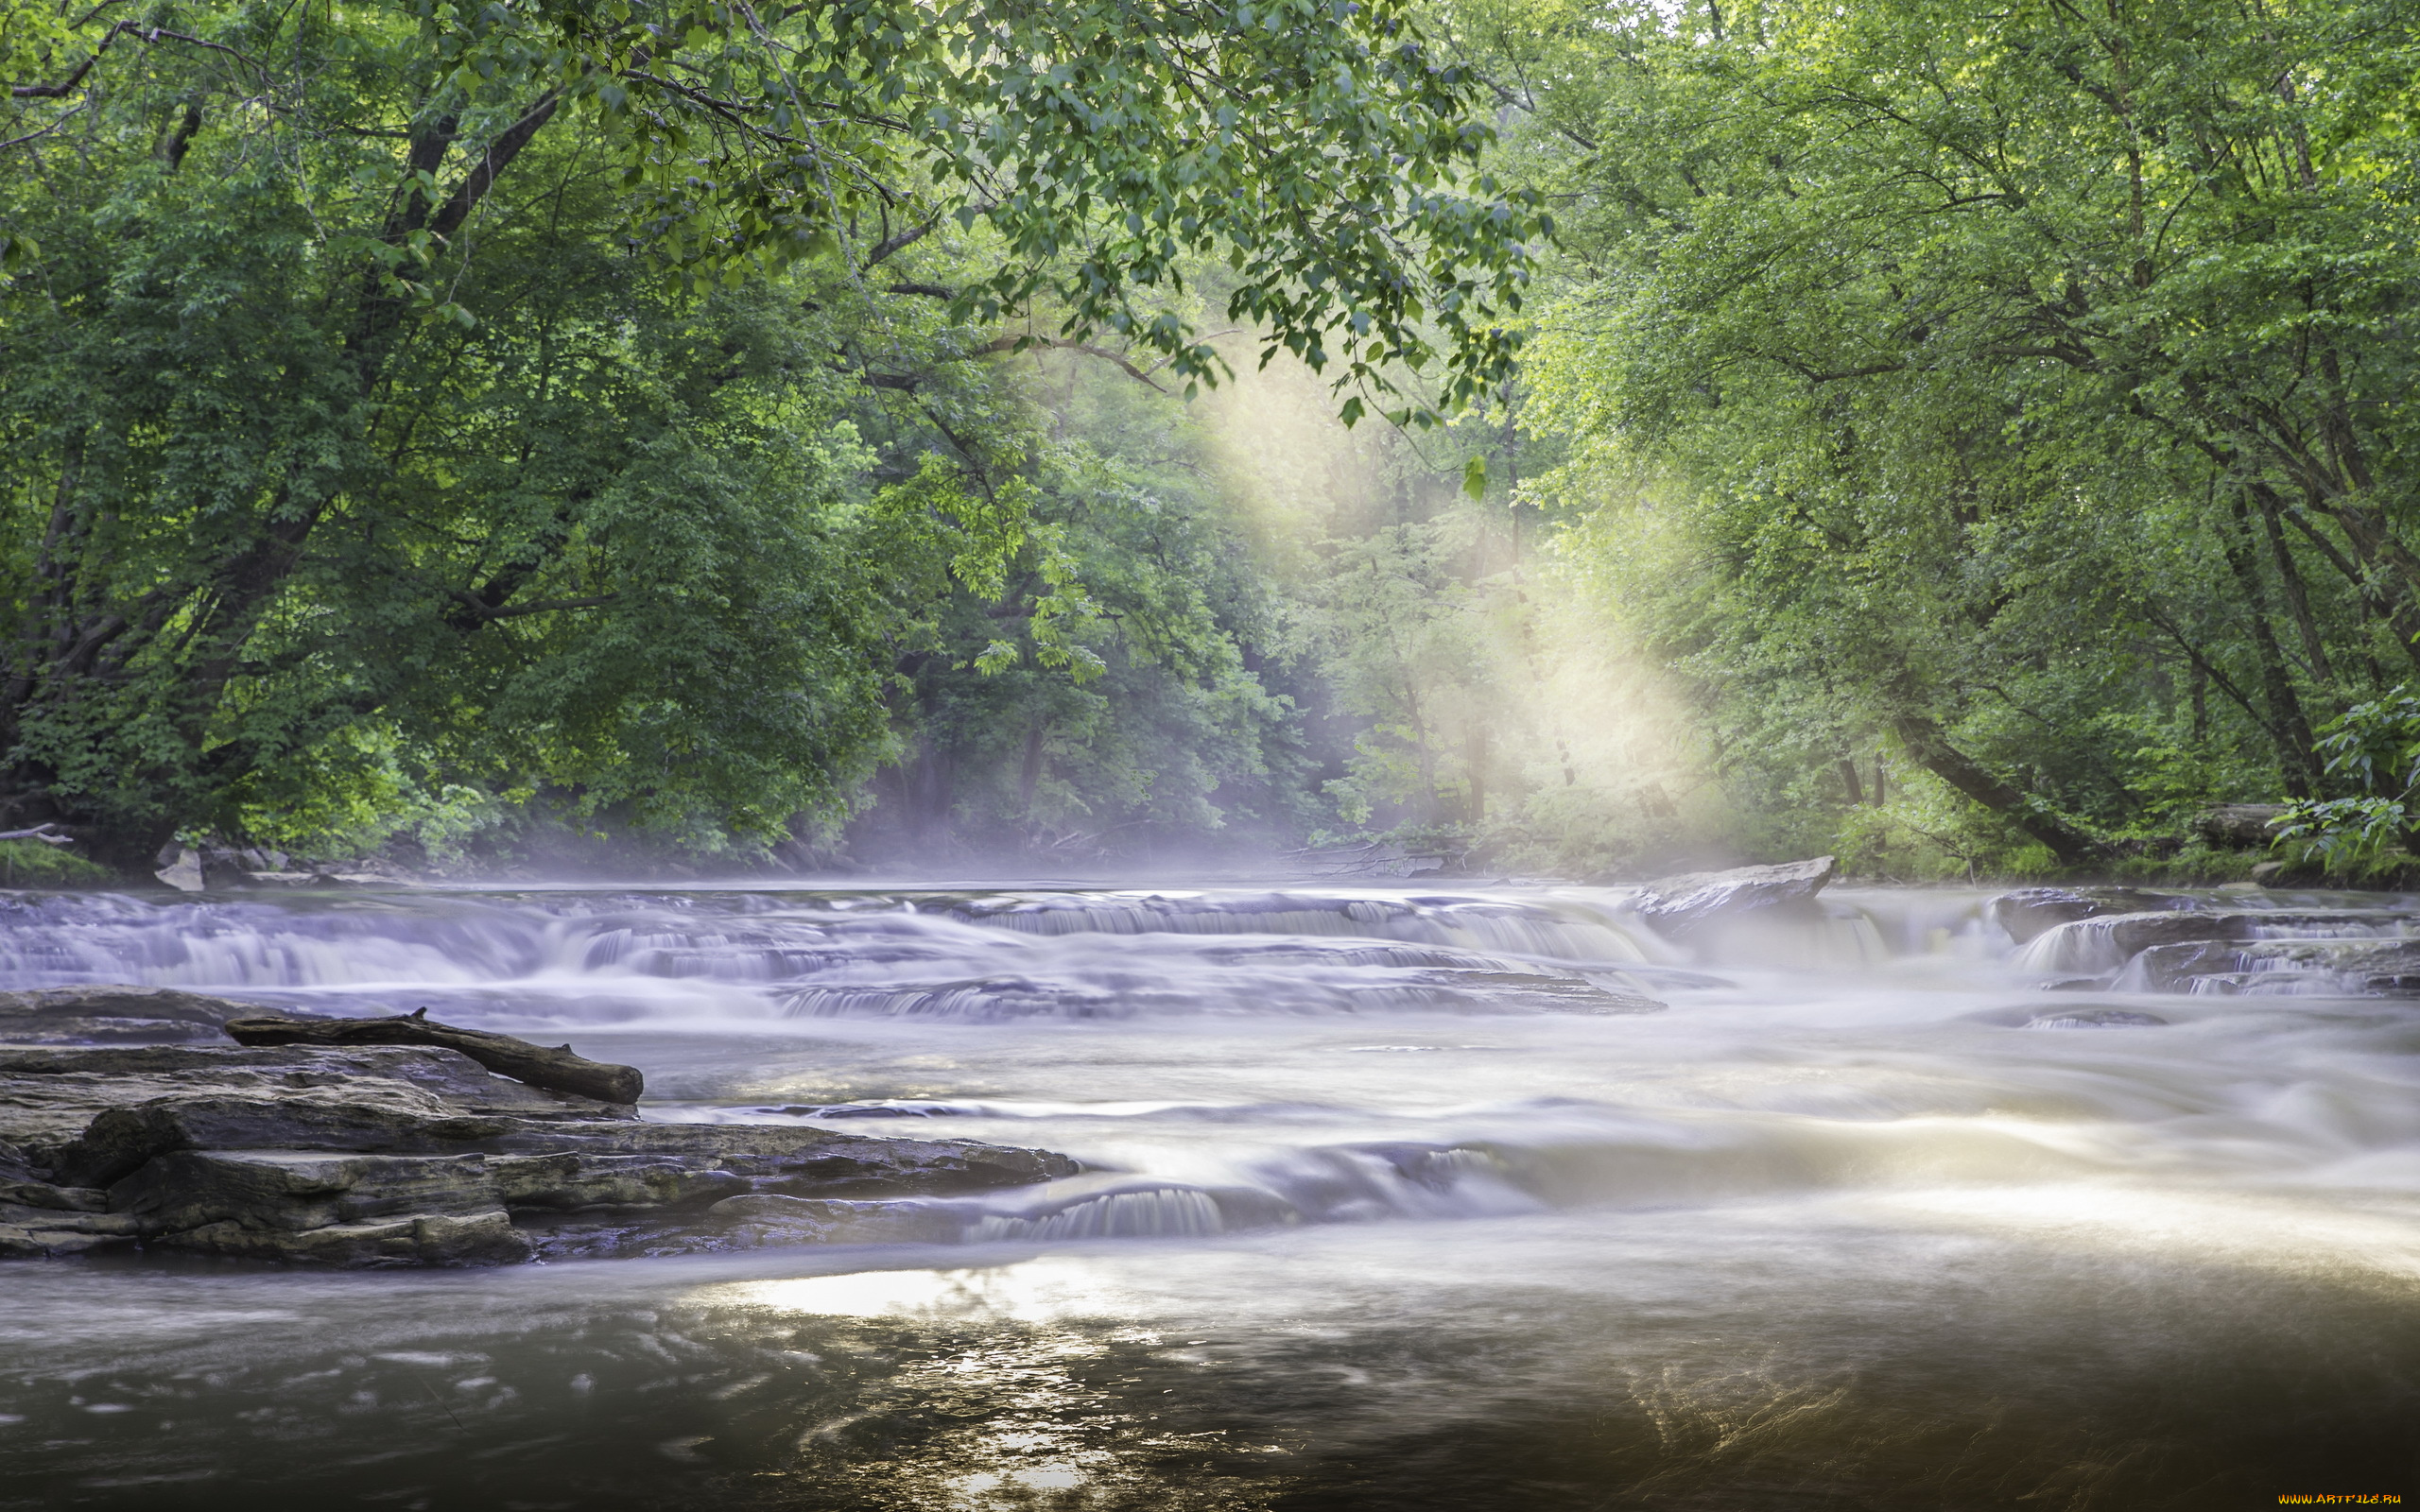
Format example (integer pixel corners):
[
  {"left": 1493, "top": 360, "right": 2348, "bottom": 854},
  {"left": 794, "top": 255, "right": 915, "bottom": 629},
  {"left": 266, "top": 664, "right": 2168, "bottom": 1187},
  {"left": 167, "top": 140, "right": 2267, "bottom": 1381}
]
[
  {"left": 0, "top": 987, "right": 274, "bottom": 1045},
  {"left": 0, "top": 1044, "right": 632, "bottom": 1171},
  {"left": 1633, "top": 857, "right": 1837, "bottom": 943},
  {"left": 0, "top": 1043, "right": 1080, "bottom": 1268}
]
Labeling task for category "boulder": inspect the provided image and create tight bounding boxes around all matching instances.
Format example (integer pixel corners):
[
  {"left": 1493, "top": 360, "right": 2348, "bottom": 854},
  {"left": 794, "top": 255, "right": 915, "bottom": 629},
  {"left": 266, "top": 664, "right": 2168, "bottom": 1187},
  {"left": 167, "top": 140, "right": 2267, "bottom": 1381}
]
[
  {"left": 2191, "top": 804, "right": 2290, "bottom": 850},
  {"left": 1632, "top": 856, "right": 1837, "bottom": 942},
  {"left": 1986, "top": 887, "right": 2199, "bottom": 945},
  {"left": 154, "top": 848, "right": 204, "bottom": 892},
  {"left": 0, "top": 986, "right": 272, "bottom": 1045}
]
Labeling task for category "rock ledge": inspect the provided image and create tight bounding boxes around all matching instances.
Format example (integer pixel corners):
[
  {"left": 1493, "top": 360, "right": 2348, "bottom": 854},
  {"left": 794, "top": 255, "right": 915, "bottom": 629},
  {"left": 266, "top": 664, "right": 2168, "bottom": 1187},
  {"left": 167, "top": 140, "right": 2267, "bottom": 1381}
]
[{"left": 1, "top": 997, "right": 1078, "bottom": 1266}]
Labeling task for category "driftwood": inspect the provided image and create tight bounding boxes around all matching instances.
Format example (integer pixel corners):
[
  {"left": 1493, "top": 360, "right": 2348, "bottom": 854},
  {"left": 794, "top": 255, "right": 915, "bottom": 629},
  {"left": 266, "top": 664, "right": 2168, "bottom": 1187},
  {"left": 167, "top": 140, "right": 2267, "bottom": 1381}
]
[{"left": 223, "top": 1010, "right": 643, "bottom": 1104}]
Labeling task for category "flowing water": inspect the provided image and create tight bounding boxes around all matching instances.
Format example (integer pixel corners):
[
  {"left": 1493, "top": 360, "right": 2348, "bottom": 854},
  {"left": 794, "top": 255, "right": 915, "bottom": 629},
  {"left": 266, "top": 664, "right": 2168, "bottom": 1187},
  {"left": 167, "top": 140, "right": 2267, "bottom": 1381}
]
[{"left": 2, "top": 882, "right": 2416, "bottom": 1510}]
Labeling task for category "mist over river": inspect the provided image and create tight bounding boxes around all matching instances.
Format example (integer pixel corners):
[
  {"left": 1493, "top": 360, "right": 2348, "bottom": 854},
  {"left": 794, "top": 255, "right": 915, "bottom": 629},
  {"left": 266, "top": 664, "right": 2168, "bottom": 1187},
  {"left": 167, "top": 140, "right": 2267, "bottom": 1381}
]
[{"left": 2, "top": 881, "right": 2415, "bottom": 1510}]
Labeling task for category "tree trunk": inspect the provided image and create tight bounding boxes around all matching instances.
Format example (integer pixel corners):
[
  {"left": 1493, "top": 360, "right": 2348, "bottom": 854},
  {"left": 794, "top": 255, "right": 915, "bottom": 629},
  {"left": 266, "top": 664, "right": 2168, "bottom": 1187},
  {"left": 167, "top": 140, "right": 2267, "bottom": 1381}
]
[
  {"left": 1891, "top": 715, "right": 2105, "bottom": 866},
  {"left": 1836, "top": 758, "right": 1865, "bottom": 805},
  {"left": 2221, "top": 492, "right": 2322, "bottom": 797},
  {"left": 224, "top": 1010, "right": 642, "bottom": 1104}
]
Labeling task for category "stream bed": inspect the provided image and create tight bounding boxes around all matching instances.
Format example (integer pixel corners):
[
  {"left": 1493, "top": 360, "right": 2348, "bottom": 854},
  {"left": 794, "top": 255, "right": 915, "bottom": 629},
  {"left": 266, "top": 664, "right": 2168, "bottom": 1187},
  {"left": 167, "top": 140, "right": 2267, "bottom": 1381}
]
[{"left": 2, "top": 881, "right": 2415, "bottom": 1509}]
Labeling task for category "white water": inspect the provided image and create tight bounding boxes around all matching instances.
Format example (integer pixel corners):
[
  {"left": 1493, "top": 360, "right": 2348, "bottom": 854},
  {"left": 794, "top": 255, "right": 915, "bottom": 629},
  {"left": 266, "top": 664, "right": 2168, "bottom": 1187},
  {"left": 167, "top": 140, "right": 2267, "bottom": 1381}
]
[{"left": 2, "top": 881, "right": 2415, "bottom": 1509}]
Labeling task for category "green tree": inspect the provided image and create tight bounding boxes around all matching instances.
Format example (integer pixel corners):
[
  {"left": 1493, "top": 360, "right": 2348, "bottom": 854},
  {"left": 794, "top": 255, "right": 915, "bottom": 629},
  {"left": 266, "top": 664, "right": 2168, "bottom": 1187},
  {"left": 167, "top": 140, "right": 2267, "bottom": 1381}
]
[
  {"left": 1, "top": 0, "right": 1540, "bottom": 868},
  {"left": 1463, "top": 0, "right": 2420, "bottom": 870}
]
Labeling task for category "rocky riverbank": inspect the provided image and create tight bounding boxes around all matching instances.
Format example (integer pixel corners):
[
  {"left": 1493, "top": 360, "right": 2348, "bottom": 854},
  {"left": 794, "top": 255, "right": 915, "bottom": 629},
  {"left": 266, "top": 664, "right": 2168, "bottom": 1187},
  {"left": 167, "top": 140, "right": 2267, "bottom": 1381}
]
[
  {"left": 0, "top": 989, "right": 1079, "bottom": 1266},
  {"left": 1990, "top": 884, "right": 2420, "bottom": 994}
]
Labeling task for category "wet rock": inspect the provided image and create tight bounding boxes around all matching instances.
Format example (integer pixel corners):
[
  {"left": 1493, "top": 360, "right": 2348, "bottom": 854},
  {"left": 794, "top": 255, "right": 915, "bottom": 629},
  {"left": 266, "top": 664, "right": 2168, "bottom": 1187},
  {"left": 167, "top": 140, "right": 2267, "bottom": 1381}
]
[
  {"left": 1, "top": 1040, "right": 1078, "bottom": 1267},
  {"left": 709, "top": 1192, "right": 962, "bottom": 1246},
  {"left": 0, "top": 986, "right": 274, "bottom": 1046},
  {"left": 0, "top": 1044, "right": 633, "bottom": 1177},
  {"left": 2024, "top": 1009, "right": 2169, "bottom": 1029},
  {"left": 164, "top": 1208, "right": 529, "bottom": 1265},
  {"left": 2118, "top": 941, "right": 2256, "bottom": 992},
  {"left": 475, "top": 1119, "right": 1079, "bottom": 1196},
  {"left": 489, "top": 1151, "right": 750, "bottom": 1212},
  {"left": 0, "top": 1176, "right": 105, "bottom": 1211},
  {"left": 112, "top": 1149, "right": 504, "bottom": 1237},
  {"left": 1632, "top": 857, "right": 1837, "bottom": 942},
  {"left": 2022, "top": 909, "right": 2420, "bottom": 976},
  {"left": 0, "top": 1201, "right": 145, "bottom": 1257},
  {"left": 945, "top": 890, "right": 1417, "bottom": 936},
  {"left": 1986, "top": 888, "right": 2198, "bottom": 945},
  {"left": 1409, "top": 970, "right": 1665, "bottom": 1015},
  {"left": 2079, "top": 911, "right": 2247, "bottom": 957},
  {"left": 787, "top": 963, "right": 1663, "bottom": 1021},
  {"left": 2158, "top": 936, "right": 2420, "bottom": 996},
  {"left": 56, "top": 1083, "right": 516, "bottom": 1188}
]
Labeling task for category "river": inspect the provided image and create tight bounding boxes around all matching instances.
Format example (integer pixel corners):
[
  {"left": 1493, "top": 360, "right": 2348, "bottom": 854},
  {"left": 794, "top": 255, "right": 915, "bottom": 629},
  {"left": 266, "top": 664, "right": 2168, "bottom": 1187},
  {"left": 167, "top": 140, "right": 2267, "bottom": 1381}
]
[{"left": 1, "top": 881, "right": 2414, "bottom": 1509}]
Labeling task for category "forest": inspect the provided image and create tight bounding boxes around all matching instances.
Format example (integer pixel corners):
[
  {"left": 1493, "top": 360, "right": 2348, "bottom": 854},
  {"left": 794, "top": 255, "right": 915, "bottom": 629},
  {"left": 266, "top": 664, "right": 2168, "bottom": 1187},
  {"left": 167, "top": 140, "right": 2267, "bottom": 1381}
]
[{"left": 4, "top": 0, "right": 2416, "bottom": 885}]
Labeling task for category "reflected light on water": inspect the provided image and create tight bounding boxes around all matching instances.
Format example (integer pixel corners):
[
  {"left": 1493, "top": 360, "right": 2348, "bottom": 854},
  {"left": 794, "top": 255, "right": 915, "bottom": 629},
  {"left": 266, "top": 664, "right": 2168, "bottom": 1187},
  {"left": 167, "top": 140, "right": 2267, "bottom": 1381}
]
[
  {"left": 1867, "top": 1183, "right": 2420, "bottom": 1281},
  {"left": 700, "top": 1255, "right": 1156, "bottom": 1325}
]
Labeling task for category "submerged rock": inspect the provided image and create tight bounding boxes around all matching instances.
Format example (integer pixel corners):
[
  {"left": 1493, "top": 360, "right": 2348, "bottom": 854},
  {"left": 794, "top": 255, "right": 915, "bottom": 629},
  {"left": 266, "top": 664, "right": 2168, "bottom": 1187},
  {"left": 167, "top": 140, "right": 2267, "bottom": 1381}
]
[
  {"left": 1631, "top": 857, "right": 1837, "bottom": 943},
  {"left": 0, "top": 1037, "right": 1080, "bottom": 1267},
  {"left": 2023, "top": 1009, "right": 2169, "bottom": 1029}
]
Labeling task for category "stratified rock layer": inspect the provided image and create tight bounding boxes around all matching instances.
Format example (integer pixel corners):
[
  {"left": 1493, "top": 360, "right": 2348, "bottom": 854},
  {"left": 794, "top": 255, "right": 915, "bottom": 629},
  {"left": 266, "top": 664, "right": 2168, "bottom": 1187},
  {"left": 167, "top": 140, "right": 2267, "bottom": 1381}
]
[
  {"left": 1632, "top": 857, "right": 1838, "bottom": 945},
  {"left": 0, "top": 987, "right": 269, "bottom": 1045},
  {"left": 1986, "top": 885, "right": 2420, "bottom": 996},
  {"left": 0, "top": 1043, "right": 1078, "bottom": 1266},
  {"left": 1986, "top": 886, "right": 2200, "bottom": 946}
]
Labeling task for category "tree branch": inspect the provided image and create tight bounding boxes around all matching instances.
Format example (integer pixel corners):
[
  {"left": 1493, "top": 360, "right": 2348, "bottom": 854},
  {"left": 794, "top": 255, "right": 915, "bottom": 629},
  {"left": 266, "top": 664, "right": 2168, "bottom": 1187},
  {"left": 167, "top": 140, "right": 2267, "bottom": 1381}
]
[
  {"left": 427, "top": 91, "right": 562, "bottom": 244},
  {"left": 977, "top": 335, "right": 1167, "bottom": 392}
]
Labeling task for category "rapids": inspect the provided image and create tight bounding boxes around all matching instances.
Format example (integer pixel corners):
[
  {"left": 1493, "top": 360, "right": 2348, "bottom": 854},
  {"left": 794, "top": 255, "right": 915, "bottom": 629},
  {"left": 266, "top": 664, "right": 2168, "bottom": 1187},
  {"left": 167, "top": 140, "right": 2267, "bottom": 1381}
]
[{"left": 2, "top": 881, "right": 2415, "bottom": 1509}]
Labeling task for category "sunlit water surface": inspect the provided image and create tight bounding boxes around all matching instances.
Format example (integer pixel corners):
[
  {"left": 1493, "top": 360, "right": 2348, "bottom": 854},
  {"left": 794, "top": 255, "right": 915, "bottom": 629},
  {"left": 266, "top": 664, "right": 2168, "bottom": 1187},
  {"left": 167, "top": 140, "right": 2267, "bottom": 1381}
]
[{"left": 1, "top": 882, "right": 2415, "bottom": 1510}]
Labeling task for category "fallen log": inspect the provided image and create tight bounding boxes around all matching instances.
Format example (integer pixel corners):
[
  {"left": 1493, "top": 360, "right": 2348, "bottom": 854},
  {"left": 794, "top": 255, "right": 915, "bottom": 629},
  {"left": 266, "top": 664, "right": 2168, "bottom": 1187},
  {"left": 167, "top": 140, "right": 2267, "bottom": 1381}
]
[{"left": 223, "top": 1010, "right": 643, "bottom": 1105}]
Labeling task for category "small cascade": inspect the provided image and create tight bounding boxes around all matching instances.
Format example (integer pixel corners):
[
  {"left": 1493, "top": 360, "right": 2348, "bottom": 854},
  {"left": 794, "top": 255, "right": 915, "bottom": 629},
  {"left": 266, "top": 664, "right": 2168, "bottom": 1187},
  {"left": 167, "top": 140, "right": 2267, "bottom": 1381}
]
[
  {"left": 2016, "top": 900, "right": 2420, "bottom": 992},
  {"left": 0, "top": 886, "right": 1689, "bottom": 1024},
  {"left": 966, "top": 1187, "right": 1232, "bottom": 1243},
  {"left": 945, "top": 890, "right": 1668, "bottom": 966},
  {"left": 2014, "top": 916, "right": 2137, "bottom": 975}
]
